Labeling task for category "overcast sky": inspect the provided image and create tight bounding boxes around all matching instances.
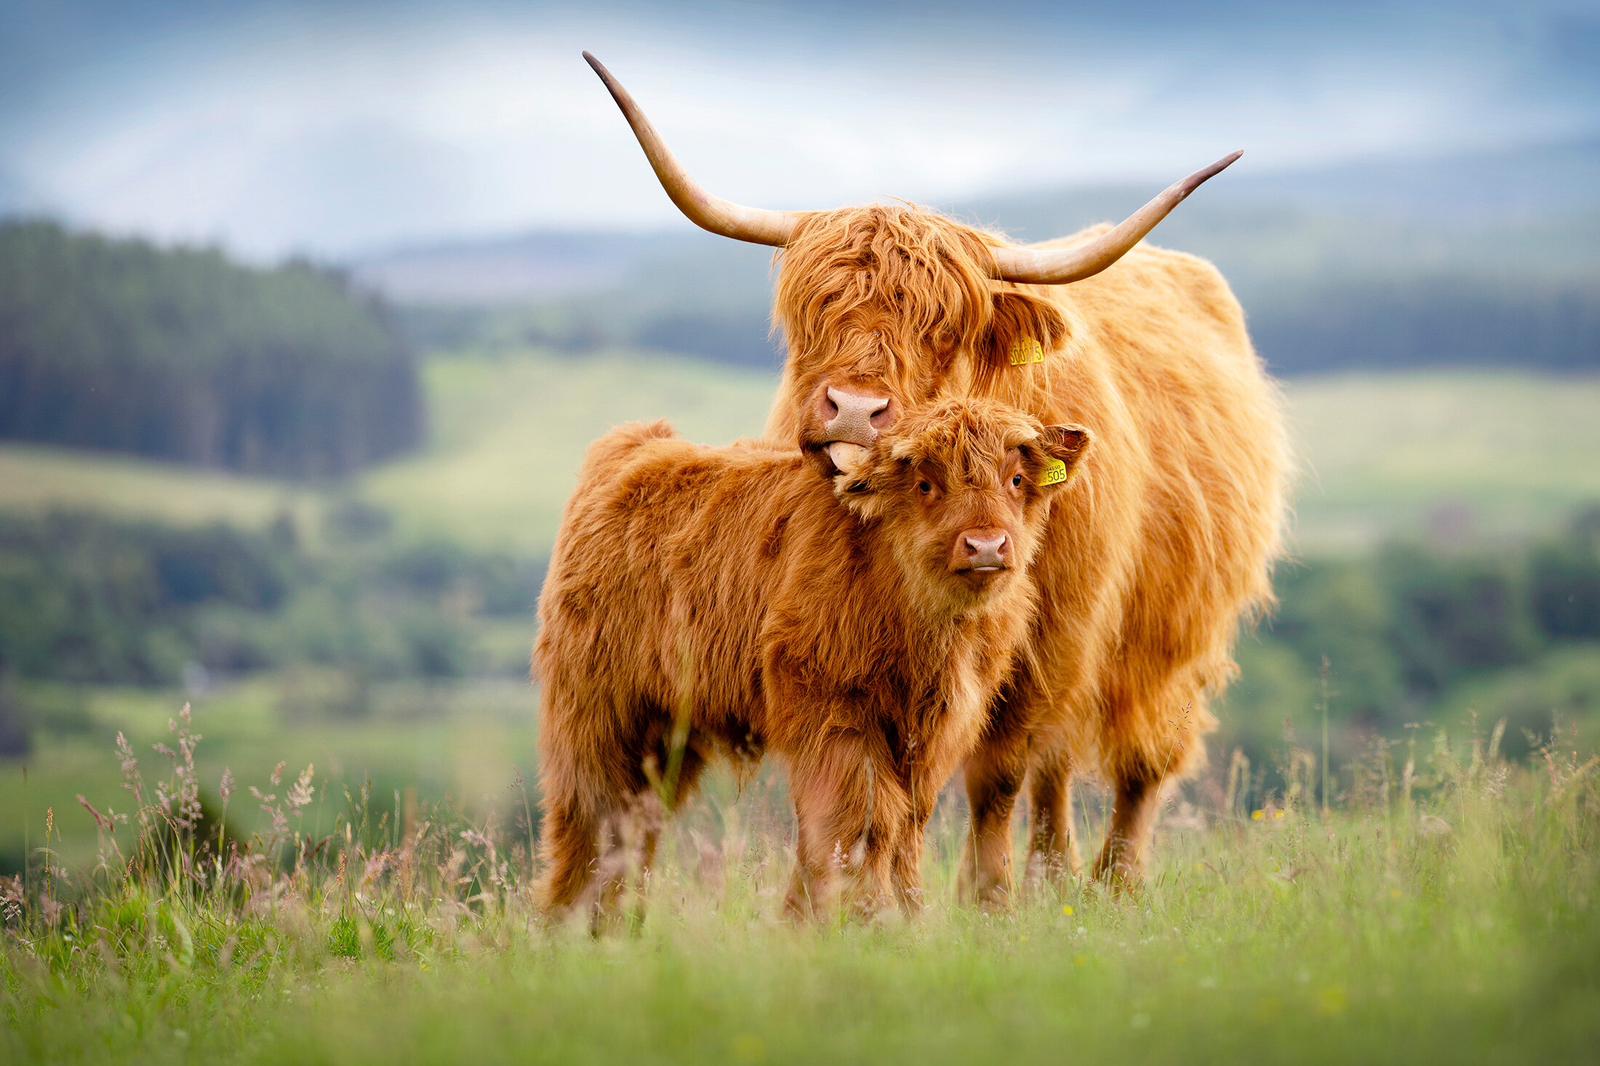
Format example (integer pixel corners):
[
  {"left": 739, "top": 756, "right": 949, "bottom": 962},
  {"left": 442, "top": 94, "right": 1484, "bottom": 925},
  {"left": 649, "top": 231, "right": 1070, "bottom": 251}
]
[{"left": 3, "top": 0, "right": 1597, "bottom": 258}]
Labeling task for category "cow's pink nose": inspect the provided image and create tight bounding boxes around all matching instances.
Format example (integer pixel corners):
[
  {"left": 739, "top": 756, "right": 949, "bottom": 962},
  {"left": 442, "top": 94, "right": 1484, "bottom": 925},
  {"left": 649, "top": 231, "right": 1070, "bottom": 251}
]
[
  {"left": 962, "top": 531, "right": 1009, "bottom": 569},
  {"left": 821, "top": 387, "right": 892, "bottom": 445}
]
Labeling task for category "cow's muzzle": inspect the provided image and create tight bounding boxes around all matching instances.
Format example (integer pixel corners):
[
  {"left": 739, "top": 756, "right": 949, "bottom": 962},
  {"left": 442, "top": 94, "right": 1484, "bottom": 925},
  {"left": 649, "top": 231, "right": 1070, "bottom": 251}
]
[
  {"left": 814, "top": 387, "right": 893, "bottom": 476},
  {"left": 820, "top": 387, "right": 892, "bottom": 445}
]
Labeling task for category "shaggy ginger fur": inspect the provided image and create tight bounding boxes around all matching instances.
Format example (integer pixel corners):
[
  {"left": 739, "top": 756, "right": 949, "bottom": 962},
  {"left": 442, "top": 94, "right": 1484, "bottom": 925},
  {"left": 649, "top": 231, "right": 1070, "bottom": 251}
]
[
  {"left": 535, "top": 399, "right": 1090, "bottom": 923},
  {"left": 765, "top": 207, "right": 1292, "bottom": 894}
]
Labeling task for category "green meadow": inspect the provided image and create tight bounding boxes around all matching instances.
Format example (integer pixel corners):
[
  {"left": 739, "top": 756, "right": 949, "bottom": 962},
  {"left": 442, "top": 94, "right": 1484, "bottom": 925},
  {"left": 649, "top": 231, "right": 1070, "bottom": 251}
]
[{"left": 2, "top": 702, "right": 1596, "bottom": 1065}]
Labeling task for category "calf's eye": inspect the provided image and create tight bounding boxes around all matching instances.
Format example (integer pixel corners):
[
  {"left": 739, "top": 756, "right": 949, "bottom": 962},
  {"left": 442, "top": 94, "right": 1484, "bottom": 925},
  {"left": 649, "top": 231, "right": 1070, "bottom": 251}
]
[
  {"left": 918, "top": 481, "right": 933, "bottom": 495},
  {"left": 1012, "top": 474, "right": 1023, "bottom": 488}
]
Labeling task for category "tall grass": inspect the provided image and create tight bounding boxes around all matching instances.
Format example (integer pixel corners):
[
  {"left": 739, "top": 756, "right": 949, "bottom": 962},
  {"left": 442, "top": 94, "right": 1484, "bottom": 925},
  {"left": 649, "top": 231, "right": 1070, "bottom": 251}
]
[{"left": 2, "top": 704, "right": 1597, "bottom": 1065}]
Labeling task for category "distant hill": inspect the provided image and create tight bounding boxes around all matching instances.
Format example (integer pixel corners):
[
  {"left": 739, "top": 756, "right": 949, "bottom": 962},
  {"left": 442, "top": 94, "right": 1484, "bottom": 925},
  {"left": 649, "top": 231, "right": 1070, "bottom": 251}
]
[
  {"left": 353, "top": 230, "right": 689, "bottom": 305},
  {"left": 0, "top": 220, "right": 424, "bottom": 478},
  {"left": 351, "top": 138, "right": 1600, "bottom": 375}
]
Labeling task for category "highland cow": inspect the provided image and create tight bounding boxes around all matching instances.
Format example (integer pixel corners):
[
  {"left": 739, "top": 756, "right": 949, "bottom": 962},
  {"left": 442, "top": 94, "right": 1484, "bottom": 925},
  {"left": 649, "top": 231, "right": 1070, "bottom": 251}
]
[
  {"left": 584, "top": 53, "right": 1291, "bottom": 896},
  {"left": 534, "top": 399, "right": 1090, "bottom": 923}
]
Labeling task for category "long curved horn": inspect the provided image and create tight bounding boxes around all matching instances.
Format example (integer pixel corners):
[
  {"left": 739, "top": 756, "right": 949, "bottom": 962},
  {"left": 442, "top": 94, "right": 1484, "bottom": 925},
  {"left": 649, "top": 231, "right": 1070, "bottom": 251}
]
[
  {"left": 989, "top": 151, "right": 1243, "bottom": 284},
  {"left": 584, "top": 52, "right": 803, "bottom": 248}
]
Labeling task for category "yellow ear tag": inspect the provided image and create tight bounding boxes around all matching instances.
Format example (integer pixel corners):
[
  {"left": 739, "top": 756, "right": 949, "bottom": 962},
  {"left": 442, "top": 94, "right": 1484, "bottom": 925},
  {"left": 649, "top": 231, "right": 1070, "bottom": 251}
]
[
  {"left": 1009, "top": 338, "right": 1045, "bottom": 366},
  {"left": 1037, "top": 458, "right": 1069, "bottom": 487}
]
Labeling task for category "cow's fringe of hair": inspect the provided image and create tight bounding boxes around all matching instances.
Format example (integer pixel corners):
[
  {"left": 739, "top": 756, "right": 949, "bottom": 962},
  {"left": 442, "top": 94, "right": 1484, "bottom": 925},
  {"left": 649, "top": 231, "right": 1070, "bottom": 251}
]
[{"left": 773, "top": 206, "right": 1078, "bottom": 408}]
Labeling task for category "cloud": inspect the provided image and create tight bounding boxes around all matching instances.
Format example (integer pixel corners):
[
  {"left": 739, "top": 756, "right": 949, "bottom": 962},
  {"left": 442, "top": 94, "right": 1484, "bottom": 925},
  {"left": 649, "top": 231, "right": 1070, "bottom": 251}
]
[{"left": 3, "top": 1, "right": 1595, "bottom": 257}]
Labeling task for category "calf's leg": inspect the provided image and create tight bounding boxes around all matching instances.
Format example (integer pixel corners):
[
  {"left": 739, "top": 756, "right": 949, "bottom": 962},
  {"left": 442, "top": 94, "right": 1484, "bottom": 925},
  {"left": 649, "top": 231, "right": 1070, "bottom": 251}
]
[
  {"left": 783, "top": 734, "right": 909, "bottom": 923},
  {"left": 1025, "top": 747, "right": 1081, "bottom": 885},
  {"left": 625, "top": 743, "right": 709, "bottom": 926},
  {"left": 957, "top": 696, "right": 1031, "bottom": 907},
  {"left": 538, "top": 796, "right": 603, "bottom": 914},
  {"left": 890, "top": 789, "right": 941, "bottom": 917},
  {"left": 889, "top": 819, "right": 923, "bottom": 916},
  {"left": 537, "top": 690, "right": 669, "bottom": 925}
]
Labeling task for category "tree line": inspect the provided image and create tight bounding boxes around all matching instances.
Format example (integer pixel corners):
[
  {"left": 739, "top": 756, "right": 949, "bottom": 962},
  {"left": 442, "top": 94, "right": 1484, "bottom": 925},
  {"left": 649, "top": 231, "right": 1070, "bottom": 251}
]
[
  {"left": 394, "top": 270, "right": 1600, "bottom": 377},
  {"left": 0, "top": 508, "right": 543, "bottom": 695},
  {"left": 0, "top": 220, "right": 424, "bottom": 477},
  {"left": 2, "top": 504, "right": 1596, "bottom": 764},
  {"left": 1226, "top": 507, "right": 1600, "bottom": 759}
]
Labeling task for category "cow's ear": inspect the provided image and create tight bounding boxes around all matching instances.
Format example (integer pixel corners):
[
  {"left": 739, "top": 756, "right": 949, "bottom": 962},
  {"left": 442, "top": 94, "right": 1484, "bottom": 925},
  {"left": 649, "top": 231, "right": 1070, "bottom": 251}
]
[
  {"left": 980, "top": 289, "right": 1070, "bottom": 378},
  {"left": 1031, "top": 423, "right": 1092, "bottom": 489}
]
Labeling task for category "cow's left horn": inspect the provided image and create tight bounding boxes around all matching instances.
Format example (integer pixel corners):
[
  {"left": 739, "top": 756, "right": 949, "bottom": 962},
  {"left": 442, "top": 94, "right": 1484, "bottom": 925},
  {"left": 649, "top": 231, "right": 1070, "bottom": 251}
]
[
  {"left": 584, "top": 52, "right": 803, "bottom": 248},
  {"left": 989, "top": 151, "right": 1243, "bottom": 284}
]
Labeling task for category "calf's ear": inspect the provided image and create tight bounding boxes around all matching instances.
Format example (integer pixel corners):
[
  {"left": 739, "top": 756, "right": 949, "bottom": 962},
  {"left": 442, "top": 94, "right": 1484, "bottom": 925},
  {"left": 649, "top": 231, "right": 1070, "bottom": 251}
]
[
  {"left": 980, "top": 290, "right": 1070, "bottom": 380},
  {"left": 1034, "top": 423, "right": 1092, "bottom": 488},
  {"left": 833, "top": 454, "right": 896, "bottom": 519}
]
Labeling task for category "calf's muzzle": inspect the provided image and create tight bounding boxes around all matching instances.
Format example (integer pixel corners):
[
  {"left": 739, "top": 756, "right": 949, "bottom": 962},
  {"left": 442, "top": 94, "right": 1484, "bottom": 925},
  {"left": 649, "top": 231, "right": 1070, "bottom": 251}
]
[{"left": 953, "top": 529, "right": 1010, "bottom": 574}]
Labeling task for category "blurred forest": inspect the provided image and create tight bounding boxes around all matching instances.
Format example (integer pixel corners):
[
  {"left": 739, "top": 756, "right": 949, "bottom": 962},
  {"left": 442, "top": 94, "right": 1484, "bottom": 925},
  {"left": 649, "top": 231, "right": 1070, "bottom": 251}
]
[
  {"left": 0, "top": 221, "right": 423, "bottom": 477},
  {"left": 2, "top": 505, "right": 1597, "bottom": 766}
]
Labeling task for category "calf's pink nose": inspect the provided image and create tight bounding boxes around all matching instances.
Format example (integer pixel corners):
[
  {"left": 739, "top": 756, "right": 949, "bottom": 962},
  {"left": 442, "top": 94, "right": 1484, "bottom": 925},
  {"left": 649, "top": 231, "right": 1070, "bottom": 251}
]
[
  {"left": 963, "top": 532, "right": 1009, "bottom": 569},
  {"left": 821, "top": 387, "right": 891, "bottom": 444}
]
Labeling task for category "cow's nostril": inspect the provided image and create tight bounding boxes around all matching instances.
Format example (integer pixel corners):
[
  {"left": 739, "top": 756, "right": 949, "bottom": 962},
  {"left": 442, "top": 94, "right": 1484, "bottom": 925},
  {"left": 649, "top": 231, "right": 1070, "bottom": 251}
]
[{"left": 823, "top": 388, "right": 892, "bottom": 443}]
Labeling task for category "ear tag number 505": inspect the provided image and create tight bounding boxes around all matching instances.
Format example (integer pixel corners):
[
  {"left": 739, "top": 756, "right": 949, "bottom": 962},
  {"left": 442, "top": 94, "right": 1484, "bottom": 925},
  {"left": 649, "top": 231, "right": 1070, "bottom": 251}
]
[
  {"left": 1009, "top": 338, "right": 1045, "bottom": 366},
  {"left": 1037, "top": 458, "right": 1069, "bottom": 487}
]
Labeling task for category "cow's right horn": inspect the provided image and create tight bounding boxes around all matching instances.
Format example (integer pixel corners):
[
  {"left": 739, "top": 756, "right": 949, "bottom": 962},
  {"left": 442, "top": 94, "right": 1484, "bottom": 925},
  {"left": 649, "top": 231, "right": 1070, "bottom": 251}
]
[
  {"left": 584, "top": 52, "right": 804, "bottom": 248},
  {"left": 989, "top": 151, "right": 1243, "bottom": 284}
]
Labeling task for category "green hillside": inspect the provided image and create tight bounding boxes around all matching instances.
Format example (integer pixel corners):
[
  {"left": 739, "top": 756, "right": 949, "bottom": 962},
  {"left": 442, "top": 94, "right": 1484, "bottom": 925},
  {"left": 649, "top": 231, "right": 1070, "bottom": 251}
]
[
  {"left": 317, "top": 360, "right": 1600, "bottom": 554},
  {"left": 360, "top": 350, "right": 774, "bottom": 554},
  {"left": 0, "top": 444, "right": 318, "bottom": 530},
  {"left": 1285, "top": 373, "right": 1600, "bottom": 549}
]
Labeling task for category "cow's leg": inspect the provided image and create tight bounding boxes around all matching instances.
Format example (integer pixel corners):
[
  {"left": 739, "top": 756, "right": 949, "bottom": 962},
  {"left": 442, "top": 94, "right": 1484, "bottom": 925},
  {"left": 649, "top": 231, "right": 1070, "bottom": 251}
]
[
  {"left": 783, "top": 733, "right": 908, "bottom": 923},
  {"left": 1092, "top": 683, "right": 1211, "bottom": 890},
  {"left": 957, "top": 692, "right": 1031, "bottom": 907},
  {"left": 1025, "top": 747, "right": 1081, "bottom": 885},
  {"left": 1092, "top": 769, "right": 1162, "bottom": 889}
]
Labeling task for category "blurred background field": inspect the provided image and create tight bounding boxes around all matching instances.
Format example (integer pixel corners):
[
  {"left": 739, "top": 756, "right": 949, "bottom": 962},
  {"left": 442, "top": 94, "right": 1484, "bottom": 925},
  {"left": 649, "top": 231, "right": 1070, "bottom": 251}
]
[
  {"left": 2, "top": 1, "right": 1600, "bottom": 881},
  {"left": 5, "top": 321, "right": 1600, "bottom": 872}
]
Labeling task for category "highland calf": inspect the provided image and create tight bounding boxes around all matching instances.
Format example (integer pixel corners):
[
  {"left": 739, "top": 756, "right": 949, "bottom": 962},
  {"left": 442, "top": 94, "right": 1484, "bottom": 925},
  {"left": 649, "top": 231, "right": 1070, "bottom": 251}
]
[
  {"left": 586, "top": 54, "right": 1292, "bottom": 896},
  {"left": 534, "top": 399, "right": 1089, "bottom": 923}
]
